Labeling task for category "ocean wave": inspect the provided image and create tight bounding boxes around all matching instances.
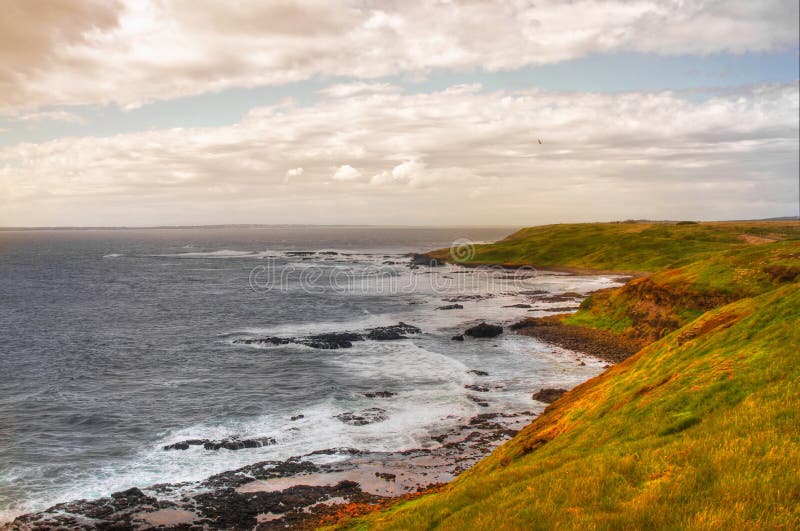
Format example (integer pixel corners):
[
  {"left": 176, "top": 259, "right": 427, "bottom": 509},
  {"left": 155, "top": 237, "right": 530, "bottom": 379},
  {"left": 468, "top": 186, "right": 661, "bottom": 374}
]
[
  {"left": 3, "top": 340, "right": 479, "bottom": 517},
  {"left": 160, "top": 249, "right": 261, "bottom": 258},
  {"left": 150, "top": 248, "right": 406, "bottom": 263}
]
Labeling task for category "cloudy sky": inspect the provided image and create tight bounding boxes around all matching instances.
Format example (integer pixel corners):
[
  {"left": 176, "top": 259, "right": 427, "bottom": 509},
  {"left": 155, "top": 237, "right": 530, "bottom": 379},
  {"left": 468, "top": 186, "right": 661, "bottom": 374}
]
[{"left": 1, "top": 0, "right": 798, "bottom": 227}]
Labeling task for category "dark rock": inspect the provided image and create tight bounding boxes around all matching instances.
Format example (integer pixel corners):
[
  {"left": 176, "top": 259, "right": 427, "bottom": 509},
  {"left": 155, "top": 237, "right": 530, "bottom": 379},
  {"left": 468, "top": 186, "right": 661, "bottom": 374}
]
[
  {"left": 468, "top": 413, "right": 500, "bottom": 425},
  {"left": 532, "top": 388, "right": 568, "bottom": 404},
  {"left": 366, "top": 329, "right": 404, "bottom": 340},
  {"left": 365, "top": 322, "right": 421, "bottom": 340},
  {"left": 511, "top": 315, "right": 641, "bottom": 364},
  {"left": 235, "top": 324, "right": 420, "bottom": 350},
  {"left": 335, "top": 408, "right": 387, "bottom": 426},
  {"left": 112, "top": 487, "right": 146, "bottom": 499},
  {"left": 203, "top": 437, "right": 277, "bottom": 451},
  {"left": 467, "top": 395, "right": 489, "bottom": 407},
  {"left": 528, "top": 306, "right": 579, "bottom": 312},
  {"left": 442, "top": 294, "right": 492, "bottom": 302},
  {"left": 291, "top": 414, "right": 305, "bottom": 421},
  {"left": 464, "top": 322, "right": 503, "bottom": 338},
  {"left": 375, "top": 472, "right": 396, "bottom": 481},
  {"left": 305, "top": 447, "right": 363, "bottom": 457},
  {"left": 436, "top": 304, "right": 464, "bottom": 310},
  {"left": 537, "top": 292, "right": 584, "bottom": 303},
  {"left": 518, "top": 290, "right": 549, "bottom": 296},
  {"left": 467, "top": 370, "right": 489, "bottom": 376},
  {"left": 503, "top": 303, "right": 532, "bottom": 308},
  {"left": 451, "top": 334, "right": 465, "bottom": 341},
  {"left": 409, "top": 253, "right": 443, "bottom": 267},
  {"left": 193, "top": 480, "right": 371, "bottom": 530},
  {"left": 301, "top": 332, "right": 363, "bottom": 349},
  {"left": 163, "top": 439, "right": 209, "bottom": 451},
  {"left": 364, "top": 391, "right": 397, "bottom": 398},
  {"left": 233, "top": 336, "right": 293, "bottom": 346},
  {"left": 465, "top": 384, "right": 489, "bottom": 392}
]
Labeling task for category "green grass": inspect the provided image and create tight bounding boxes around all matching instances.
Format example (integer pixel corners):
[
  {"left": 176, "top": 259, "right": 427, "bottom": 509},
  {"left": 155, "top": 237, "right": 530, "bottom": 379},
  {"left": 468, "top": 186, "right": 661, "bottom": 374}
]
[
  {"left": 329, "top": 221, "right": 800, "bottom": 530},
  {"left": 562, "top": 240, "right": 800, "bottom": 341},
  {"left": 334, "top": 284, "right": 800, "bottom": 530},
  {"left": 427, "top": 221, "right": 800, "bottom": 273}
]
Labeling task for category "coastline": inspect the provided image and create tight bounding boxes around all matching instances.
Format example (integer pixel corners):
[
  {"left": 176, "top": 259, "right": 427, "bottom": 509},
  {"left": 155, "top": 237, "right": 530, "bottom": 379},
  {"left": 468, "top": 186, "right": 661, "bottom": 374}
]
[
  {"left": 510, "top": 315, "right": 643, "bottom": 364},
  {"left": 324, "top": 223, "right": 800, "bottom": 529},
  {"left": 4, "top": 266, "right": 623, "bottom": 530}
]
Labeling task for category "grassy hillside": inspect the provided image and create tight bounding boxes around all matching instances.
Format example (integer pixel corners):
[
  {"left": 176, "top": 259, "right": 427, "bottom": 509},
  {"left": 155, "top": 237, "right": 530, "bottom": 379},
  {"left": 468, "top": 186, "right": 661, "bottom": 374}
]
[
  {"left": 334, "top": 285, "right": 800, "bottom": 530},
  {"left": 330, "top": 221, "right": 800, "bottom": 530},
  {"left": 427, "top": 221, "right": 800, "bottom": 273},
  {"left": 563, "top": 241, "right": 800, "bottom": 342}
]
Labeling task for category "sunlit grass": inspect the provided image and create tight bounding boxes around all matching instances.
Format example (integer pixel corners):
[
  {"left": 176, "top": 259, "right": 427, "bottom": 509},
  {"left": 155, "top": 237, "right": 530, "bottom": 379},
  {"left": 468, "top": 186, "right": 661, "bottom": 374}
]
[
  {"left": 335, "top": 285, "right": 800, "bottom": 529},
  {"left": 427, "top": 220, "right": 800, "bottom": 273},
  {"left": 329, "top": 221, "right": 800, "bottom": 530},
  {"left": 563, "top": 240, "right": 800, "bottom": 341}
]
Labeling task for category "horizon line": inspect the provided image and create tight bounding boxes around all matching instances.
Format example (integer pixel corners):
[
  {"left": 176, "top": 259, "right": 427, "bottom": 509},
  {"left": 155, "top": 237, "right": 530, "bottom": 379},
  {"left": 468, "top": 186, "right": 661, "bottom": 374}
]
[{"left": 1, "top": 216, "right": 797, "bottom": 232}]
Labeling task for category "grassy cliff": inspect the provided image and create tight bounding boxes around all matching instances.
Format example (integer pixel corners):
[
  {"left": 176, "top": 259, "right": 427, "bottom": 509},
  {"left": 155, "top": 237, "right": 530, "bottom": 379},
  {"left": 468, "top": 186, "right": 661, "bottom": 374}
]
[
  {"left": 427, "top": 220, "right": 800, "bottom": 273},
  {"left": 331, "top": 221, "right": 800, "bottom": 530},
  {"left": 563, "top": 240, "right": 800, "bottom": 342}
]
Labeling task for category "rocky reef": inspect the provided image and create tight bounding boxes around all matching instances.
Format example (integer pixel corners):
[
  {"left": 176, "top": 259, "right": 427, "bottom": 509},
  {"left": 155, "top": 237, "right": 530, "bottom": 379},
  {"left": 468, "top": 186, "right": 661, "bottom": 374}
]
[{"left": 233, "top": 322, "right": 422, "bottom": 350}]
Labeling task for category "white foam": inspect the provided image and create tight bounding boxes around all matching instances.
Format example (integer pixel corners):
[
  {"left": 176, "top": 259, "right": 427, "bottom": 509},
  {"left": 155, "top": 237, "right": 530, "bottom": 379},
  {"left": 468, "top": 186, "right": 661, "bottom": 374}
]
[
  {"left": 12, "top": 340, "right": 482, "bottom": 515},
  {"left": 5, "top": 264, "right": 627, "bottom": 517},
  {"left": 160, "top": 249, "right": 260, "bottom": 258},
  {"left": 151, "top": 249, "right": 402, "bottom": 262},
  {"left": 233, "top": 313, "right": 409, "bottom": 337}
]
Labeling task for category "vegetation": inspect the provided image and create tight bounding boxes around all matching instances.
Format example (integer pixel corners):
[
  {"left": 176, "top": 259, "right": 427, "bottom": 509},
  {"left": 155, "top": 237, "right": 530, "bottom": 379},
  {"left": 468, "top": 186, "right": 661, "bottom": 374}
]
[
  {"left": 426, "top": 220, "right": 800, "bottom": 273},
  {"left": 329, "top": 220, "right": 800, "bottom": 530},
  {"left": 564, "top": 240, "right": 800, "bottom": 342}
]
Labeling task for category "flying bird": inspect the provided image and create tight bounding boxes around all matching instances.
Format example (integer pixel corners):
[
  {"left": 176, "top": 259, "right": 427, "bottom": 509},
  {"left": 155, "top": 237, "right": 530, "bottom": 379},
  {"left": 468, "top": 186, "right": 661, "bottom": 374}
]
[{"left": 537, "top": 138, "right": 542, "bottom": 144}]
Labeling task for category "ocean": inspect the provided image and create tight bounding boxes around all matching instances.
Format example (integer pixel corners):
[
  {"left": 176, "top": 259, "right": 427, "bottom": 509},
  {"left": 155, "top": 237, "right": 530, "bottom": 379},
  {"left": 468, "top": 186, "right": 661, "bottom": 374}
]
[{"left": 0, "top": 226, "right": 624, "bottom": 521}]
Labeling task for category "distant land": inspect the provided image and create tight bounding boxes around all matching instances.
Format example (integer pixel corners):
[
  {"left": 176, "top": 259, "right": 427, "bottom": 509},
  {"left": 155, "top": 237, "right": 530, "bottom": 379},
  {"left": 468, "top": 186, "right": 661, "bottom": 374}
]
[{"left": 0, "top": 217, "right": 797, "bottom": 231}]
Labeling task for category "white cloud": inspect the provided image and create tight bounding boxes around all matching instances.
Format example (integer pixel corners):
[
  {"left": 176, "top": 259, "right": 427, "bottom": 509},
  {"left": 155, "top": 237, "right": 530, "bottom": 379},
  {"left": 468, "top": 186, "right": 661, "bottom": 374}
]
[
  {"left": 319, "top": 83, "right": 401, "bottom": 98},
  {"left": 332, "top": 164, "right": 362, "bottom": 181},
  {"left": 370, "top": 158, "right": 427, "bottom": 186},
  {"left": 286, "top": 167, "right": 304, "bottom": 177},
  {"left": 14, "top": 111, "right": 84, "bottom": 123},
  {"left": 0, "top": 83, "right": 797, "bottom": 226},
  {"left": 1, "top": 0, "right": 797, "bottom": 112},
  {"left": 284, "top": 167, "right": 304, "bottom": 182}
]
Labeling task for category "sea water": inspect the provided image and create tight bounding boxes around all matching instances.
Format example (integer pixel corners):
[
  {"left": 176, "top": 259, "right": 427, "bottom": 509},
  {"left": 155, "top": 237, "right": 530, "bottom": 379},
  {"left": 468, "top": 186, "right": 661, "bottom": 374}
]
[{"left": 0, "top": 226, "right": 624, "bottom": 520}]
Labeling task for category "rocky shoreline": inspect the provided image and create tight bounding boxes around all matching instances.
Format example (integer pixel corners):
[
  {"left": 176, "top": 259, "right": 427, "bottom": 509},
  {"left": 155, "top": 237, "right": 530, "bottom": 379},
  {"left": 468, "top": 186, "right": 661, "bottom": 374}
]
[
  {"left": 5, "top": 266, "right": 632, "bottom": 531},
  {"left": 6, "top": 406, "right": 535, "bottom": 530},
  {"left": 510, "top": 315, "right": 643, "bottom": 364}
]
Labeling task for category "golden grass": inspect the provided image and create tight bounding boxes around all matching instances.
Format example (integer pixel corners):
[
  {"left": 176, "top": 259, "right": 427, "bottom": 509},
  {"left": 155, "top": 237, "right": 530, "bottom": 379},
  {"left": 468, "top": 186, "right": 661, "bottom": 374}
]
[
  {"left": 328, "top": 221, "right": 800, "bottom": 530},
  {"left": 334, "top": 285, "right": 800, "bottom": 529}
]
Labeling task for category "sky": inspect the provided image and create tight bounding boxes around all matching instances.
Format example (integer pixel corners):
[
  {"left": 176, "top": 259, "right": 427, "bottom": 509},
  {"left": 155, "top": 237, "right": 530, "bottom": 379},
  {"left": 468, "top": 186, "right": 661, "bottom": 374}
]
[{"left": 0, "top": 0, "right": 798, "bottom": 227}]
